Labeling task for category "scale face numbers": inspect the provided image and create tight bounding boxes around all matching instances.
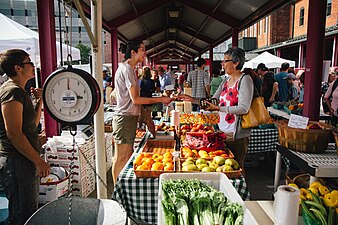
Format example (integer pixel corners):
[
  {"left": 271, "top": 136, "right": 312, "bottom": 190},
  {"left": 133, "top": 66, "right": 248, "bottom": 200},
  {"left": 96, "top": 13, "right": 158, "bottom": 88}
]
[{"left": 43, "top": 68, "right": 101, "bottom": 124}]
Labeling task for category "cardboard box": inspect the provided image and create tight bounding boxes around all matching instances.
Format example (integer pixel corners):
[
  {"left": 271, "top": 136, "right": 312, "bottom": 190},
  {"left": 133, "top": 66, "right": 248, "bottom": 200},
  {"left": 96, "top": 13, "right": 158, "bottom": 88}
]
[{"left": 39, "top": 177, "right": 69, "bottom": 204}]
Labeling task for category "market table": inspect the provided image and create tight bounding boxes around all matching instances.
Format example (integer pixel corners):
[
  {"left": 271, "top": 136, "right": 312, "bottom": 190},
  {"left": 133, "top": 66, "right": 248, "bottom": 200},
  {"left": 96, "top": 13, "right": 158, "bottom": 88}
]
[
  {"left": 113, "top": 155, "right": 250, "bottom": 225},
  {"left": 248, "top": 127, "right": 279, "bottom": 154},
  {"left": 273, "top": 144, "right": 338, "bottom": 191},
  {"left": 267, "top": 107, "right": 331, "bottom": 121}
]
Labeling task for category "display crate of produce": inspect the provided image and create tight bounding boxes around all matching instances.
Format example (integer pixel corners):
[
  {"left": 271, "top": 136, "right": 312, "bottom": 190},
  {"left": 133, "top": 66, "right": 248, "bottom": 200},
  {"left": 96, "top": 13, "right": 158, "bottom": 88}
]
[
  {"left": 157, "top": 173, "right": 258, "bottom": 225},
  {"left": 133, "top": 152, "right": 175, "bottom": 178},
  {"left": 141, "top": 139, "right": 176, "bottom": 154},
  {"left": 178, "top": 158, "right": 242, "bottom": 179},
  {"left": 180, "top": 147, "right": 234, "bottom": 159}
]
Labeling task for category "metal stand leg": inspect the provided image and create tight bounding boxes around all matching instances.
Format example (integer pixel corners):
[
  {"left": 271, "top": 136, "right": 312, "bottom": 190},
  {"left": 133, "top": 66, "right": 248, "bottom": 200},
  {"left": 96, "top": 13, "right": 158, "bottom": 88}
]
[
  {"left": 274, "top": 152, "right": 282, "bottom": 192},
  {"left": 309, "top": 176, "right": 318, "bottom": 184}
]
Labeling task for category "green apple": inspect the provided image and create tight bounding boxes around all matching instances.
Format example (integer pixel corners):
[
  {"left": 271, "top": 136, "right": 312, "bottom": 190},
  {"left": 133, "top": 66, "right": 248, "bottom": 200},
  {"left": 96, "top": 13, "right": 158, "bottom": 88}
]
[
  {"left": 213, "top": 156, "right": 225, "bottom": 166},
  {"left": 197, "top": 164, "right": 208, "bottom": 171},
  {"left": 186, "top": 164, "right": 199, "bottom": 171},
  {"left": 182, "top": 161, "right": 195, "bottom": 167},
  {"left": 222, "top": 165, "right": 234, "bottom": 172},
  {"left": 202, "top": 166, "right": 215, "bottom": 172},
  {"left": 196, "top": 158, "right": 207, "bottom": 165}
]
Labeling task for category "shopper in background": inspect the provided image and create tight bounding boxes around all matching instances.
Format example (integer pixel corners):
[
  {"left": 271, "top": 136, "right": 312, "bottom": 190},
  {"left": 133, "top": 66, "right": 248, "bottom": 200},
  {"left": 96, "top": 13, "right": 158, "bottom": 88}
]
[
  {"left": 284, "top": 73, "right": 299, "bottom": 101},
  {"left": 210, "top": 68, "right": 223, "bottom": 96},
  {"left": 158, "top": 66, "right": 172, "bottom": 92},
  {"left": 139, "top": 67, "right": 156, "bottom": 137},
  {"left": 180, "top": 47, "right": 254, "bottom": 170},
  {"left": 275, "top": 62, "right": 290, "bottom": 102},
  {"left": 322, "top": 71, "right": 337, "bottom": 114},
  {"left": 324, "top": 73, "right": 338, "bottom": 126},
  {"left": 186, "top": 58, "right": 210, "bottom": 111},
  {"left": 112, "top": 41, "right": 173, "bottom": 185},
  {"left": 0, "top": 49, "right": 50, "bottom": 224},
  {"left": 102, "top": 69, "right": 112, "bottom": 103},
  {"left": 298, "top": 71, "right": 305, "bottom": 103},
  {"left": 258, "top": 64, "right": 279, "bottom": 107}
]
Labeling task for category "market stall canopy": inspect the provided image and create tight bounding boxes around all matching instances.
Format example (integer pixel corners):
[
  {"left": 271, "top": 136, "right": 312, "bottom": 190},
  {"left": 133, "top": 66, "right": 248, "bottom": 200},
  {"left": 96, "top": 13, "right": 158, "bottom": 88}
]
[
  {"left": 78, "top": 0, "right": 291, "bottom": 64},
  {"left": 243, "top": 51, "right": 296, "bottom": 69},
  {"left": 0, "top": 13, "right": 80, "bottom": 66}
]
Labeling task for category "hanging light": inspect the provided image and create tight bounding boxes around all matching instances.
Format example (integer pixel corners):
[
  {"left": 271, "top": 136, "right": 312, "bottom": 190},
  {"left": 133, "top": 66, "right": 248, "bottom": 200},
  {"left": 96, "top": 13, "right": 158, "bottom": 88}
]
[
  {"left": 168, "top": 28, "right": 177, "bottom": 33},
  {"left": 168, "top": 10, "right": 179, "bottom": 18}
]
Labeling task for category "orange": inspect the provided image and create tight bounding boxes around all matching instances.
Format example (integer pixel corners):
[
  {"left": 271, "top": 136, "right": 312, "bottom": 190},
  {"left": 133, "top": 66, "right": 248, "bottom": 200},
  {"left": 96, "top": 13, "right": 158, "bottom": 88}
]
[
  {"left": 151, "top": 162, "right": 164, "bottom": 171},
  {"left": 152, "top": 153, "right": 161, "bottom": 159},
  {"left": 163, "top": 152, "right": 172, "bottom": 159},
  {"left": 164, "top": 165, "right": 173, "bottom": 171},
  {"left": 162, "top": 158, "right": 173, "bottom": 164},
  {"left": 133, "top": 156, "right": 142, "bottom": 166}
]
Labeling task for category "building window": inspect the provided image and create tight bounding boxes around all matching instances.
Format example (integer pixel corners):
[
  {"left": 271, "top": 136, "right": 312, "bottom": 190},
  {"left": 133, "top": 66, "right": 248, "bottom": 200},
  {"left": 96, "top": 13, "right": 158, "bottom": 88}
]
[
  {"left": 253, "top": 24, "right": 257, "bottom": 37},
  {"left": 259, "top": 20, "right": 263, "bottom": 35},
  {"left": 265, "top": 16, "right": 268, "bottom": 33},
  {"left": 327, "top": 0, "right": 332, "bottom": 16},
  {"left": 299, "top": 7, "right": 304, "bottom": 26}
]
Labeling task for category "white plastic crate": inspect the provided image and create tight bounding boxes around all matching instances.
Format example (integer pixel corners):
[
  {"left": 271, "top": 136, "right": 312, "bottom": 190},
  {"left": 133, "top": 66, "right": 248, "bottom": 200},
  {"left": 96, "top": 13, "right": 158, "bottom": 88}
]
[{"left": 158, "top": 172, "right": 258, "bottom": 225}]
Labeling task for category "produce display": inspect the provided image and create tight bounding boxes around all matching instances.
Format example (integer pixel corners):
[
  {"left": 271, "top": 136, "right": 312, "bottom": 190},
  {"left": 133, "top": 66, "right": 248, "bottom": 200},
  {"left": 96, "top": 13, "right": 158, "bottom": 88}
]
[
  {"left": 161, "top": 179, "right": 243, "bottom": 225},
  {"left": 156, "top": 122, "right": 176, "bottom": 132},
  {"left": 136, "top": 129, "right": 146, "bottom": 138},
  {"left": 181, "top": 147, "right": 231, "bottom": 159},
  {"left": 180, "top": 113, "right": 219, "bottom": 125},
  {"left": 134, "top": 152, "right": 174, "bottom": 171},
  {"left": 288, "top": 182, "right": 337, "bottom": 225},
  {"left": 180, "top": 157, "right": 240, "bottom": 173}
]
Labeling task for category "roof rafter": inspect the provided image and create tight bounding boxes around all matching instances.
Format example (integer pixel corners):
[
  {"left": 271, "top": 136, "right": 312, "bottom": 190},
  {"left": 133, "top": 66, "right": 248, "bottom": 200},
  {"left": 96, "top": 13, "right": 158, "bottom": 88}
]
[
  {"left": 177, "top": 24, "right": 215, "bottom": 44},
  {"left": 177, "top": 0, "right": 240, "bottom": 27},
  {"left": 109, "top": 0, "right": 173, "bottom": 27}
]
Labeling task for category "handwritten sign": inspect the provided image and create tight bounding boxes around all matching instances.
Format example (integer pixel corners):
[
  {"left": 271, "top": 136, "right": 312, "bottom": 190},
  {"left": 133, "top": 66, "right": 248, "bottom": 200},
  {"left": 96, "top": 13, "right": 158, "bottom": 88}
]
[{"left": 288, "top": 114, "right": 309, "bottom": 129}]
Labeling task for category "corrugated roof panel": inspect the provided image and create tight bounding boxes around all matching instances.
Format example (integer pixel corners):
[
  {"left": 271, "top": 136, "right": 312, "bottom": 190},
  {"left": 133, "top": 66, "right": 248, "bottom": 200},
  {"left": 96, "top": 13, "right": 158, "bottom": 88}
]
[
  {"left": 180, "top": 7, "right": 208, "bottom": 30},
  {"left": 118, "top": 20, "right": 144, "bottom": 40},
  {"left": 202, "top": 19, "right": 230, "bottom": 40},
  {"left": 219, "top": 0, "right": 269, "bottom": 20}
]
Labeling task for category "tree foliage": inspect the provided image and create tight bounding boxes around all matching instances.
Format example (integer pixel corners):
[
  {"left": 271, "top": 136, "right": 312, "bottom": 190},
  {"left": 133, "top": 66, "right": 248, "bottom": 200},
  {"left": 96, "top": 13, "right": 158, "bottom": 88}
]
[{"left": 75, "top": 43, "right": 91, "bottom": 64}]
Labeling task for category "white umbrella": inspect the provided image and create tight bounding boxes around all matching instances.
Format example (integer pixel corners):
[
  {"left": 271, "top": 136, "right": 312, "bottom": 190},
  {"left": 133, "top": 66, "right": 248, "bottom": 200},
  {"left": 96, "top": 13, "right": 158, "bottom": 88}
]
[{"left": 243, "top": 51, "right": 296, "bottom": 69}]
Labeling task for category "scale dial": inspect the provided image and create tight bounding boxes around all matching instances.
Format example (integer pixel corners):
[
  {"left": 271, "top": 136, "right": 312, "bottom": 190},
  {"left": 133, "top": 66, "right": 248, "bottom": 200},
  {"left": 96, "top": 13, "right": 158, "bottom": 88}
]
[{"left": 43, "top": 67, "right": 101, "bottom": 124}]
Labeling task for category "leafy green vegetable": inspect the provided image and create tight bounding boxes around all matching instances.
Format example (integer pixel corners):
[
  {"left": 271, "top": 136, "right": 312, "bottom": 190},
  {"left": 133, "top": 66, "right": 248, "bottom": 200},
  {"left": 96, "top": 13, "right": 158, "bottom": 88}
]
[{"left": 161, "top": 179, "right": 244, "bottom": 225}]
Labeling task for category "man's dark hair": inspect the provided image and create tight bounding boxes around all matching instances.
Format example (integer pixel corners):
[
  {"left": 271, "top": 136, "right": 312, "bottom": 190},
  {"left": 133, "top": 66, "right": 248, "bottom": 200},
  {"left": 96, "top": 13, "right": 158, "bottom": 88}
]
[
  {"left": 122, "top": 40, "right": 143, "bottom": 59},
  {"left": 257, "top": 63, "right": 268, "bottom": 71},
  {"left": 0, "top": 49, "right": 29, "bottom": 77},
  {"left": 281, "top": 62, "right": 290, "bottom": 71},
  {"left": 196, "top": 58, "right": 206, "bottom": 67}
]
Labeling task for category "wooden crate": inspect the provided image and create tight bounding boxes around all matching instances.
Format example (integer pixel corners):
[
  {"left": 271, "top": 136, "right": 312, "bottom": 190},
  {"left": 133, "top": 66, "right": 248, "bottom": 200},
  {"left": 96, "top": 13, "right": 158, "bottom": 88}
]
[{"left": 141, "top": 139, "right": 176, "bottom": 154}]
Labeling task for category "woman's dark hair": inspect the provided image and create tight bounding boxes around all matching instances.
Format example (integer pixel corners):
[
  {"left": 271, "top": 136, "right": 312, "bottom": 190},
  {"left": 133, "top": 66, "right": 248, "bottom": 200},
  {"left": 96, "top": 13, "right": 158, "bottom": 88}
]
[
  {"left": 142, "top": 67, "right": 151, "bottom": 79},
  {"left": 120, "top": 40, "right": 143, "bottom": 60},
  {"left": 224, "top": 47, "right": 245, "bottom": 70},
  {"left": 212, "top": 68, "right": 220, "bottom": 77},
  {"left": 300, "top": 72, "right": 305, "bottom": 84},
  {"left": 0, "top": 49, "right": 29, "bottom": 77}
]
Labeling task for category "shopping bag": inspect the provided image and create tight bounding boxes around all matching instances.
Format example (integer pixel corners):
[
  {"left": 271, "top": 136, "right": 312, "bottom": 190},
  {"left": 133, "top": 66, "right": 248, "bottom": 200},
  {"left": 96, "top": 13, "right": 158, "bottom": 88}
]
[{"left": 241, "top": 96, "right": 271, "bottom": 129}]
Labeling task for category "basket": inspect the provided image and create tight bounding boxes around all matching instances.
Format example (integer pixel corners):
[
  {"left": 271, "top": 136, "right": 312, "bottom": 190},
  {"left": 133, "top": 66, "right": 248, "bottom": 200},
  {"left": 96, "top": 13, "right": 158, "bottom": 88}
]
[{"left": 277, "top": 120, "right": 332, "bottom": 153}]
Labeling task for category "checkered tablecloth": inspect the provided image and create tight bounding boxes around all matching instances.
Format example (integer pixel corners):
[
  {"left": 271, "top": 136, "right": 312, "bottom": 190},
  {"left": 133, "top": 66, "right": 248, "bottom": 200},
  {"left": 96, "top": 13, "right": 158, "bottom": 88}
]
[
  {"left": 248, "top": 127, "right": 279, "bottom": 153},
  {"left": 113, "top": 156, "right": 250, "bottom": 225}
]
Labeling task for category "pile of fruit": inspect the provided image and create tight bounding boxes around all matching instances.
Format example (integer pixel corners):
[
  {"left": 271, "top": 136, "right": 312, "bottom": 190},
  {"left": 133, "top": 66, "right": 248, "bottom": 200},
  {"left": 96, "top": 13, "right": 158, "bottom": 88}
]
[
  {"left": 155, "top": 122, "right": 175, "bottom": 132},
  {"left": 181, "top": 156, "right": 240, "bottom": 172},
  {"left": 180, "top": 113, "right": 219, "bottom": 125},
  {"left": 181, "top": 147, "right": 230, "bottom": 159},
  {"left": 133, "top": 152, "right": 174, "bottom": 171},
  {"left": 288, "top": 182, "right": 337, "bottom": 225}
]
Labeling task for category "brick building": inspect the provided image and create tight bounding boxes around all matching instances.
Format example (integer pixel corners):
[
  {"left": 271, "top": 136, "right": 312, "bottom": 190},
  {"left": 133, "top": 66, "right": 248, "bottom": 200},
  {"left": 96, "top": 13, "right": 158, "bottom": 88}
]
[{"left": 239, "top": 0, "right": 338, "bottom": 68}]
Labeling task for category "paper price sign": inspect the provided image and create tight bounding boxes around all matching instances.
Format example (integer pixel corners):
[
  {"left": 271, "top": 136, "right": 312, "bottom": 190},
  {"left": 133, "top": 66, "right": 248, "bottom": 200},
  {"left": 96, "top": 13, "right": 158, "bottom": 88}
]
[{"left": 288, "top": 114, "right": 309, "bottom": 129}]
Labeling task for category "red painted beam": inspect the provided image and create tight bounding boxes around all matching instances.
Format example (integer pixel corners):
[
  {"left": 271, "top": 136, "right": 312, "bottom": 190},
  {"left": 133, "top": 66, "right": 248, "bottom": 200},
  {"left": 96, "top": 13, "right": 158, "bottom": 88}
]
[
  {"left": 36, "top": 0, "right": 59, "bottom": 137},
  {"left": 303, "top": 0, "right": 327, "bottom": 121},
  {"left": 178, "top": 0, "right": 240, "bottom": 27},
  {"left": 109, "top": 0, "right": 172, "bottom": 27}
]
